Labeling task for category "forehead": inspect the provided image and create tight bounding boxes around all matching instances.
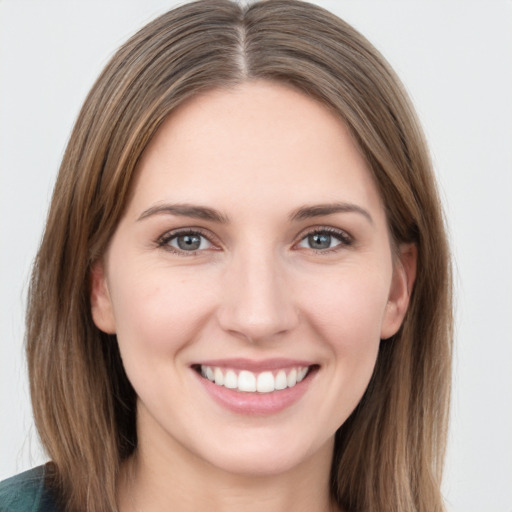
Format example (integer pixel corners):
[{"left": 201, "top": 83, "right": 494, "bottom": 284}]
[{"left": 129, "top": 80, "right": 384, "bottom": 220}]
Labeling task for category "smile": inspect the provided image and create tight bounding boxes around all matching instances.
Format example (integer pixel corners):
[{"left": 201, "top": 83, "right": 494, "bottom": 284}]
[
  {"left": 199, "top": 365, "right": 310, "bottom": 393},
  {"left": 192, "top": 359, "right": 318, "bottom": 415}
]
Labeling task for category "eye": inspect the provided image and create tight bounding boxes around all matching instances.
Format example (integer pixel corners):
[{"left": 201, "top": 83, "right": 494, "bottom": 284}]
[
  {"left": 158, "top": 230, "right": 215, "bottom": 254},
  {"left": 296, "top": 228, "right": 352, "bottom": 251}
]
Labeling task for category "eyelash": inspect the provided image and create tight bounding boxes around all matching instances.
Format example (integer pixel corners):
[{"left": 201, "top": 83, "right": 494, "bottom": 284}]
[
  {"left": 298, "top": 227, "right": 353, "bottom": 253},
  {"left": 156, "top": 226, "right": 353, "bottom": 256},
  {"left": 157, "top": 228, "right": 217, "bottom": 255}
]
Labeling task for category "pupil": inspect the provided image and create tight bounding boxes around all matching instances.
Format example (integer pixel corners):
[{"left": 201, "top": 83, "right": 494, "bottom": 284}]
[
  {"left": 177, "top": 234, "right": 201, "bottom": 251},
  {"left": 309, "top": 233, "right": 331, "bottom": 249}
]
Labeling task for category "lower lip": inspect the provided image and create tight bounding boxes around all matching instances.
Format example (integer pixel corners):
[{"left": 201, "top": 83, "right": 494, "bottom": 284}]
[{"left": 194, "top": 369, "right": 315, "bottom": 416}]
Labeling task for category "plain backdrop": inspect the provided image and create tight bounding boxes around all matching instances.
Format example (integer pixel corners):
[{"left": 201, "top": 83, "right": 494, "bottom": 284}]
[{"left": 1, "top": 1, "right": 511, "bottom": 511}]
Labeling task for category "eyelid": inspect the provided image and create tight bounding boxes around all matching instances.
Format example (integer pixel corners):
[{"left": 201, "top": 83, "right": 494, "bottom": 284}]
[
  {"left": 294, "top": 226, "right": 354, "bottom": 251},
  {"left": 157, "top": 227, "right": 221, "bottom": 255},
  {"left": 155, "top": 225, "right": 353, "bottom": 256}
]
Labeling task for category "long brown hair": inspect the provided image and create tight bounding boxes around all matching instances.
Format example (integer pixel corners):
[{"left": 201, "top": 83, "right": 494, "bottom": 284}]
[{"left": 26, "top": 1, "right": 452, "bottom": 510}]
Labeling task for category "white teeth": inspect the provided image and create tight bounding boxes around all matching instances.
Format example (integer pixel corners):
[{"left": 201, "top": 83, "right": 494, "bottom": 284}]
[
  {"left": 287, "top": 368, "right": 297, "bottom": 387},
  {"left": 224, "top": 370, "right": 237, "bottom": 389},
  {"left": 199, "top": 365, "right": 311, "bottom": 393},
  {"left": 275, "top": 370, "right": 288, "bottom": 390},
  {"left": 238, "top": 370, "right": 257, "bottom": 392},
  {"left": 256, "top": 371, "right": 275, "bottom": 393},
  {"left": 214, "top": 367, "right": 224, "bottom": 386},
  {"left": 297, "top": 367, "right": 308, "bottom": 382}
]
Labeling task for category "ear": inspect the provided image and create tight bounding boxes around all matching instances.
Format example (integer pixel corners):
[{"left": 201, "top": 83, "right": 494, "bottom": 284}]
[
  {"left": 90, "top": 260, "right": 116, "bottom": 334},
  {"left": 380, "top": 243, "right": 417, "bottom": 340}
]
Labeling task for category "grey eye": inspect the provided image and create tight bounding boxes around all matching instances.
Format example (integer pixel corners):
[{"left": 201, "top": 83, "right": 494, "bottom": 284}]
[
  {"left": 308, "top": 233, "right": 335, "bottom": 250},
  {"left": 169, "top": 233, "right": 211, "bottom": 251},
  {"left": 297, "top": 231, "right": 346, "bottom": 251}
]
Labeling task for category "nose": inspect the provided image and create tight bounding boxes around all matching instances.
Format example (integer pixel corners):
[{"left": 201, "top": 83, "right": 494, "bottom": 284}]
[{"left": 217, "top": 249, "right": 299, "bottom": 343}]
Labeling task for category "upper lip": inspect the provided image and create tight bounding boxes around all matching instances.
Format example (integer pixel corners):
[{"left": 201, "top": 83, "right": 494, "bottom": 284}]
[{"left": 192, "top": 358, "right": 316, "bottom": 372}]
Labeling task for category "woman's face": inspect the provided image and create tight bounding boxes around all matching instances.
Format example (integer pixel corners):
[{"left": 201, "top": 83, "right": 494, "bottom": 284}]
[{"left": 91, "top": 81, "right": 413, "bottom": 476}]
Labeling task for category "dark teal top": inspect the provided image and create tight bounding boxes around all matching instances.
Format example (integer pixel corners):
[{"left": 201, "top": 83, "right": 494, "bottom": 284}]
[{"left": 0, "top": 466, "right": 59, "bottom": 512}]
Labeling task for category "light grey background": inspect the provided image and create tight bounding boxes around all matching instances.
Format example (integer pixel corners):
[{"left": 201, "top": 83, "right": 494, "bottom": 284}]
[{"left": 1, "top": 1, "right": 511, "bottom": 511}]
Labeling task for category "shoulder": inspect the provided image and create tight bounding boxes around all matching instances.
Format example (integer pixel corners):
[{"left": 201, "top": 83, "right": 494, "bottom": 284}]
[{"left": 0, "top": 465, "right": 59, "bottom": 512}]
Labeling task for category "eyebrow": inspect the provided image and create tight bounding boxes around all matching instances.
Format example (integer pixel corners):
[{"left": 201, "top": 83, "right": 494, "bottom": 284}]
[
  {"left": 289, "top": 202, "right": 374, "bottom": 225},
  {"left": 137, "top": 201, "right": 373, "bottom": 225},
  {"left": 137, "top": 203, "right": 229, "bottom": 223}
]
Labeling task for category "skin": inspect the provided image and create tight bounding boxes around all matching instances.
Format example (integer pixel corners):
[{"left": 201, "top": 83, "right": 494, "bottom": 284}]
[{"left": 91, "top": 81, "right": 416, "bottom": 512}]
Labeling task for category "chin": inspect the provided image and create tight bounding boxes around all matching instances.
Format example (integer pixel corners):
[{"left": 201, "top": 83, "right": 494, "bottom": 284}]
[
  {"left": 205, "top": 450, "right": 310, "bottom": 477},
  {"left": 192, "top": 430, "right": 332, "bottom": 478}
]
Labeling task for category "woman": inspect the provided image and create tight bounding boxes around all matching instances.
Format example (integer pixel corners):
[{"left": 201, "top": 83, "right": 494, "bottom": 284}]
[{"left": 0, "top": 1, "right": 452, "bottom": 511}]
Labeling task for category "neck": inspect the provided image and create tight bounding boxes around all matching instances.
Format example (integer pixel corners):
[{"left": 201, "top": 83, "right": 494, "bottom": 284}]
[{"left": 118, "top": 424, "right": 339, "bottom": 512}]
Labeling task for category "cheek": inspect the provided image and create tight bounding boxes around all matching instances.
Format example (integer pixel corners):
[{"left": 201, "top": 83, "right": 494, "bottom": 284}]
[
  {"left": 297, "top": 267, "right": 389, "bottom": 425},
  {"left": 108, "top": 264, "right": 215, "bottom": 361},
  {"left": 300, "top": 263, "right": 391, "bottom": 348}
]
